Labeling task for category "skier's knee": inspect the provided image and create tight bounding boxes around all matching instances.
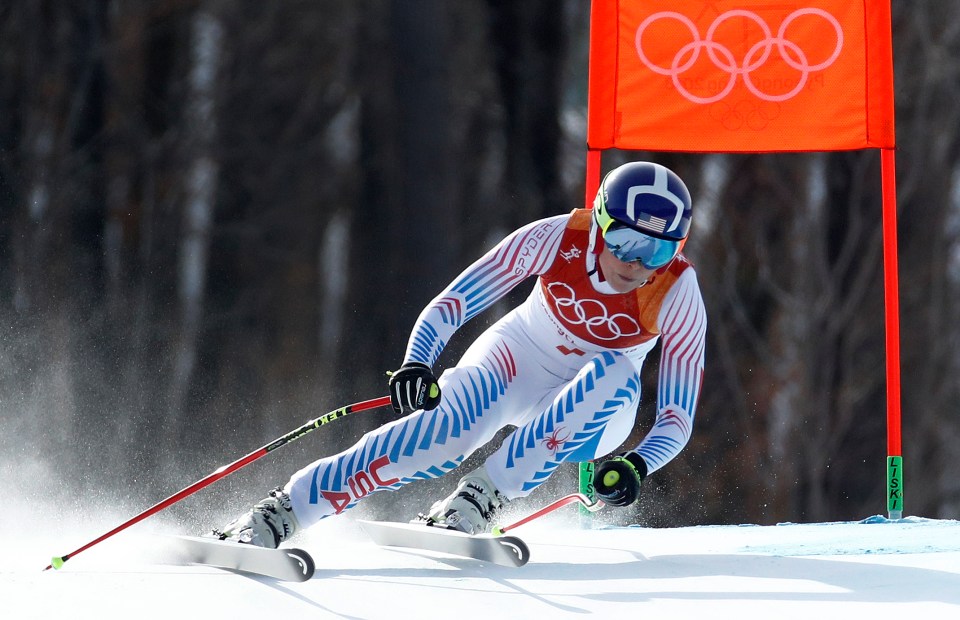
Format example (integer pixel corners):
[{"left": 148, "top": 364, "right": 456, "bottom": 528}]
[{"left": 586, "top": 350, "right": 640, "bottom": 388}]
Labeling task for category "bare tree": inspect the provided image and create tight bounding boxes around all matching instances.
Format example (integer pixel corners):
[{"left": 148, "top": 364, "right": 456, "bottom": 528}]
[{"left": 168, "top": 5, "right": 223, "bottom": 435}]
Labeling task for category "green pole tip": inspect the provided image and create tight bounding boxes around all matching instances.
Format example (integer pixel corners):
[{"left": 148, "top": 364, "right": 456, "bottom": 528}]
[
  {"left": 491, "top": 526, "right": 504, "bottom": 537},
  {"left": 50, "top": 556, "right": 65, "bottom": 570}
]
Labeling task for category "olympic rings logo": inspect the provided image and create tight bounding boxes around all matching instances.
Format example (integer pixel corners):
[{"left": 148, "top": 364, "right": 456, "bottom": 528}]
[
  {"left": 547, "top": 283, "right": 641, "bottom": 341},
  {"left": 635, "top": 9, "right": 844, "bottom": 104}
]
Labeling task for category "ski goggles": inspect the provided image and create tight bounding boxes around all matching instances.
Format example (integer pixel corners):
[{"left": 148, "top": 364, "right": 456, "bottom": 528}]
[
  {"left": 602, "top": 223, "right": 681, "bottom": 268},
  {"left": 593, "top": 196, "right": 681, "bottom": 268}
]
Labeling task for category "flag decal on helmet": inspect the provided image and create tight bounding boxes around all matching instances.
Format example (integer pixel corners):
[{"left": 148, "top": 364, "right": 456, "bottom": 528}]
[{"left": 634, "top": 212, "right": 667, "bottom": 234}]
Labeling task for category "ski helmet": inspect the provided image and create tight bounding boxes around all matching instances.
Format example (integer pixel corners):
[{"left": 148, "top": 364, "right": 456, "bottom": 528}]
[{"left": 593, "top": 162, "right": 692, "bottom": 268}]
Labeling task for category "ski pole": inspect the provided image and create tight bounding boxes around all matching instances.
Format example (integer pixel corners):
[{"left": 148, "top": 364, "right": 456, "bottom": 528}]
[
  {"left": 492, "top": 493, "right": 604, "bottom": 536},
  {"left": 45, "top": 394, "right": 392, "bottom": 571}
]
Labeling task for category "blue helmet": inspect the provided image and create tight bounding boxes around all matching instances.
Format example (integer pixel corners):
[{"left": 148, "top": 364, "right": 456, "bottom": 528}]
[
  {"left": 592, "top": 162, "right": 692, "bottom": 268},
  {"left": 594, "top": 162, "right": 692, "bottom": 242}
]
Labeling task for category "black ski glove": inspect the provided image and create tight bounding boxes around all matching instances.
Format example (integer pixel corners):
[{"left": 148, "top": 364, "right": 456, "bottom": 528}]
[
  {"left": 388, "top": 362, "right": 441, "bottom": 414},
  {"left": 594, "top": 452, "right": 648, "bottom": 507}
]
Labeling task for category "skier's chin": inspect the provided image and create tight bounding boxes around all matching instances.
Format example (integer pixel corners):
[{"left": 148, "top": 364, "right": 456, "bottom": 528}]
[{"left": 608, "top": 272, "right": 646, "bottom": 293}]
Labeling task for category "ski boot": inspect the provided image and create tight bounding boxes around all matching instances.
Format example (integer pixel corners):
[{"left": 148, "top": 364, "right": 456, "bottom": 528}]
[
  {"left": 216, "top": 487, "right": 300, "bottom": 548},
  {"left": 425, "top": 466, "right": 508, "bottom": 535}
]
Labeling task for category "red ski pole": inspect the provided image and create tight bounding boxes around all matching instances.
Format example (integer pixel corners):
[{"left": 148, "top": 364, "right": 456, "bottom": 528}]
[
  {"left": 45, "top": 395, "right": 392, "bottom": 571},
  {"left": 493, "top": 493, "right": 605, "bottom": 535}
]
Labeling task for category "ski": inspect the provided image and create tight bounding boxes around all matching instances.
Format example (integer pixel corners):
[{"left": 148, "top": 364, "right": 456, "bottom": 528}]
[
  {"left": 359, "top": 520, "right": 530, "bottom": 567},
  {"left": 165, "top": 535, "right": 315, "bottom": 582}
]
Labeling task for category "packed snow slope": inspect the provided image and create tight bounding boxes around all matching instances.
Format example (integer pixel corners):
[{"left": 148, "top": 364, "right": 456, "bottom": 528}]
[{"left": 4, "top": 511, "right": 960, "bottom": 619}]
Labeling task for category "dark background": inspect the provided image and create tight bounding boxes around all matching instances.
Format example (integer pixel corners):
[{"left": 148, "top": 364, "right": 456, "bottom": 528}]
[{"left": 1, "top": 1, "right": 957, "bottom": 530}]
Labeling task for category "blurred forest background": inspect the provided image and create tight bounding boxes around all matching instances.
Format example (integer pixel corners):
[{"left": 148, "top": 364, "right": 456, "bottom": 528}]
[{"left": 1, "top": 0, "right": 958, "bottom": 531}]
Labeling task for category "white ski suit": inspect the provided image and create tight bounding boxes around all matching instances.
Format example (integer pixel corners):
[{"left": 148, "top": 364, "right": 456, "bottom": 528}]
[{"left": 286, "top": 209, "right": 706, "bottom": 525}]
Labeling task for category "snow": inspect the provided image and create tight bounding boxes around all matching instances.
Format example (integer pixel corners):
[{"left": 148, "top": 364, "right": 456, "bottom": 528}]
[{"left": 5, "top": 509, "right": 960, "bottom": 619}]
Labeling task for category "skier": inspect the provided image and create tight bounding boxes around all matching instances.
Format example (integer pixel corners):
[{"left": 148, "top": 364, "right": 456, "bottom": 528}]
[{"left": 217, "top": 161, "right": 707, "bottom": 547}]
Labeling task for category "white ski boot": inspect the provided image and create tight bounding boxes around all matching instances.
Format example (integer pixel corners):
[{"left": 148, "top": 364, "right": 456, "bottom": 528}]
[
  {"left": 426, "top": 466, "right": 508, "bottom": 535},
  {"left": 217, "top": 488, "right": 300, "bottom": 548}
]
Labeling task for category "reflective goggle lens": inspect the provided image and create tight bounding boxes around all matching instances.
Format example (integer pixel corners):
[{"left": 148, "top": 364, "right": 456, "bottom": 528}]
[{"left": 603, "top": 224, "right": 680, "bottom": 269}]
